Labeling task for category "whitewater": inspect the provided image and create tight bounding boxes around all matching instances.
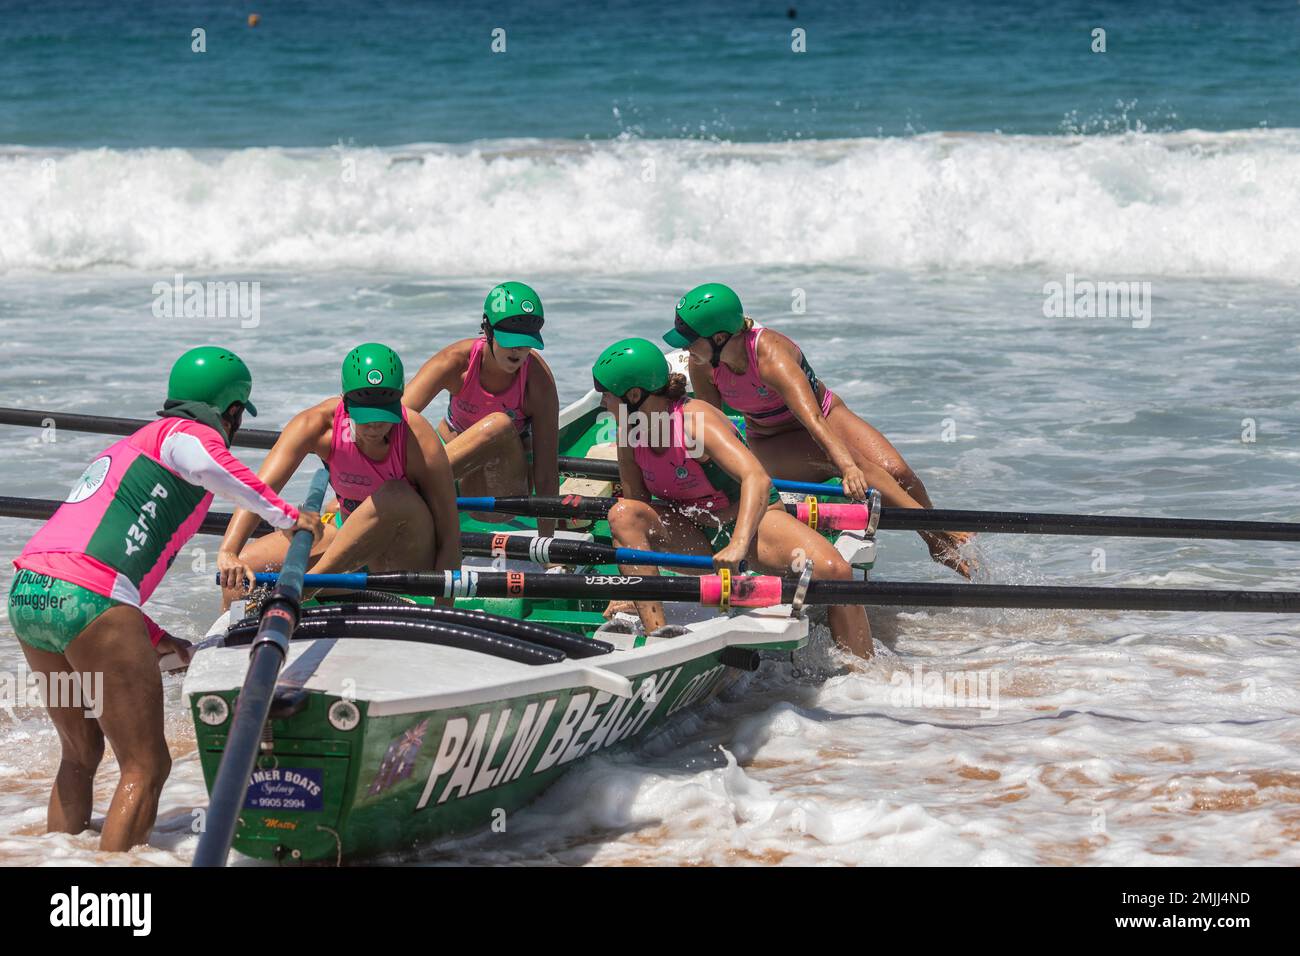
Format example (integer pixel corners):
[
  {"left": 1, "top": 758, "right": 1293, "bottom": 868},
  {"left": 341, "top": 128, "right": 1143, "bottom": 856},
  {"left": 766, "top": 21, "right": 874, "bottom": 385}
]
[
  {"left": 1, "top": 130, "right": 1298, "bottom": 866},
  {"left": 3, "top": 130, "right": 1299, "bottom": 279}
]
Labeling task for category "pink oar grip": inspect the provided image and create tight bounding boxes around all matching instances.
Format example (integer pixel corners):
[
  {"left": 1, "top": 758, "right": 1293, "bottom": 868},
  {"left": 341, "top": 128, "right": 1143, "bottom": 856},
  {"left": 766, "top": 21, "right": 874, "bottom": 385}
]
[
  {"left": 730, "top": 575, "right": 783, "bottom": 607},
  {"left": 792, "top": 502, "right": 872, "bottom": 530},
  {"left": 698, "top": 574, "right": 782, "bottom": 607}
]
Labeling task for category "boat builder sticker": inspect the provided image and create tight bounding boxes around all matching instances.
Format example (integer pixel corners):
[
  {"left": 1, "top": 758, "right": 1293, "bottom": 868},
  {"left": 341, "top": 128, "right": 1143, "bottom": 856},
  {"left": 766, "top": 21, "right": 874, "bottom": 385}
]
[{"left": 244, "top": 768, "right": 324, "bottom": 812}]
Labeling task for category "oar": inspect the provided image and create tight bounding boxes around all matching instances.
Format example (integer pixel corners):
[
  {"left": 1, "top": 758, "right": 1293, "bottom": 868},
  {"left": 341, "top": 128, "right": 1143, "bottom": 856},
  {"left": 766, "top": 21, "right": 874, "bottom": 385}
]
[
  {"left": 247, "top": 569, "right": 1300, "bottom": 615},
  {"left": 0, "top": 496, "right": 719, "bottom": 571},
  {"left": 6, "top": 405, "right": 1300, "bottom": 543},
  {"left": 0, "top": 405, "right": 281, "bottom": 448},
  {"left": 192, "top": 468, "right": 331, "bottom": 868},
  {"left": 557, "top": 454, "right": 860, "bottom": 499},
  {"left": 456, "top": 495, "right": 875, "bottom": 531},
  {"left": 875, "top": 507, "right": 1300, "bottom": 541},
  {"left": 460, "top": 531, "right": 720, "bottom": 571}
]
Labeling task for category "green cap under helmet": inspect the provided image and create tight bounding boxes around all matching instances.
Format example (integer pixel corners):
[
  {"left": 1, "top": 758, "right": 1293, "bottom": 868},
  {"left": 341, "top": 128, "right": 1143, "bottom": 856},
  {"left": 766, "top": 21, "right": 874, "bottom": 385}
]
[
  {"left": 167, "top": 346, "right": 258, "bottom": 416},
  {"left": 341, "top": 343, "right": 405, "bottom": 425},
  {"left": 592, "top": 338, "right": 670, "bottom": 399},
  {"left": 663, "top": 282, "right": 745, "bottom": 348},
  {"left": 483, "top": 281, "right": 545, "bottom": 350}
]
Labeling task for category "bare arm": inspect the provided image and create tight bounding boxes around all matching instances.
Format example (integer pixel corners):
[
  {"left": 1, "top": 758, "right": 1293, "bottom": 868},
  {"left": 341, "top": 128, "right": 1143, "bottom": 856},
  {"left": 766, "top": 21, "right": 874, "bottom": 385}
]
[
  {"left": 218, "top": 402, "right": 332, "bottom": 558},
  {"left": 614, "top": 410, "right": 652, "bottom": 504},
  {"left": 405, "top": 412, "right": 462, "bottom": 572},
  {"left": 754, "top": 332, "right": 917, "bottom": 504},
  {"left": 686, "top": 400, "right": 771, "bottom": 569},
  {"left": 524, "top": 355, "right": 560, "bottom": 538},
  {"left": 402, "top": 341, "right": 470, "bottom": 415}
]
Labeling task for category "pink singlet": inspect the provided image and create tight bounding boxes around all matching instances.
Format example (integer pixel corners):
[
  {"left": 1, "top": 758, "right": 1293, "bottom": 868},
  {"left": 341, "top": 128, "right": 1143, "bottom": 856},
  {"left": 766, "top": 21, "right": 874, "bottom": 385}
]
[
  {"left": 446, "top": 338, "right": 532, "bottom": 434},
  {"left": 329, "top": 400, "right": 411, "bottom": 517},
  {"left": 712, "top": 325, "right": 834, "bottom": 427}
]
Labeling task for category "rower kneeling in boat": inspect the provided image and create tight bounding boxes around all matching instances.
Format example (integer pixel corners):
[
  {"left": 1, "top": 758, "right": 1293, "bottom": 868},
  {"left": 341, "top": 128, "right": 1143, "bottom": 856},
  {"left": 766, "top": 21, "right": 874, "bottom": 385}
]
[
  {"left": 401, "top": 281, "right": 560, "bottom": 535},
  {"left": 7, "top": 347, "right": 318, "bottom": 851},
  {"left": 218, "top": 343, "right": 460, "bottom": 607},
  {"left": 591, "top": 337, "right": 873, "bottom": 659},
  {"left": 665, "top": 283, "right": 972, "bottom": 577}
]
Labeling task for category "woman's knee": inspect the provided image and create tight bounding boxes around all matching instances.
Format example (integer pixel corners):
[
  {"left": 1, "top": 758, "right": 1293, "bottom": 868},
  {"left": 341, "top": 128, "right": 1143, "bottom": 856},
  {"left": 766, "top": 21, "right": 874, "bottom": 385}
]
[
  {"left": 608, "top": 500, "right": 658, "bottom": 537},
  {"left": 809, "top": 549, "right": 853, "bottom": 582},
  {"left": 371, "top": 480, "right": 426, "bottom": 518},
  {"left": 477, "top": 412, "right": 519, "bottom": 445},
  {"left": 57, "top": 727, "right": 105, "bottom": 774},
  {"left": 117, "top": 747, "right": 172, "bottom": 789}
]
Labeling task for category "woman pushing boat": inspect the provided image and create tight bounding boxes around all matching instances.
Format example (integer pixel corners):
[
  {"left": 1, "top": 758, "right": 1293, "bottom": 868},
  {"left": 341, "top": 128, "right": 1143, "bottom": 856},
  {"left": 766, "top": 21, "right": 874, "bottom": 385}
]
[
  {"left": 592, "top": 338, "right": 873, "bottom": 658},
  {"left": 7, "top": 347, "right": 318, "bottom": 851},
  {"left": 217, "top": 343, "right": 460, "bottom": 607},
  {"left": 402, "top": 281, "right": 560, "bottom": 535},
  {"left": 664, "top": 283, "right": 972, "bottom": 577}
]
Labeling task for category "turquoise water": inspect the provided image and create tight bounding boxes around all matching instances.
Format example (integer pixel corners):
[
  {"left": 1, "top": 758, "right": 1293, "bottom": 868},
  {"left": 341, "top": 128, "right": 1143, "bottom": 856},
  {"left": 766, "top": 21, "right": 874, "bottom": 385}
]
[
  {"left": 0, "top": 1, "right": 1298, "bottom": 866},
  {"left": 3, "top": 0, "right": 1299, "bottom": 147}
]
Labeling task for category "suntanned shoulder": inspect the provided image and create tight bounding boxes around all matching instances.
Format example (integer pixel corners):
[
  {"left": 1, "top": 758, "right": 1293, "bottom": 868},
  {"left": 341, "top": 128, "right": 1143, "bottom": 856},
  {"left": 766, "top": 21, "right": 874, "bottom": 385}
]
[{"left": 754, "top": 324, "right": 801, "bottom": 363}]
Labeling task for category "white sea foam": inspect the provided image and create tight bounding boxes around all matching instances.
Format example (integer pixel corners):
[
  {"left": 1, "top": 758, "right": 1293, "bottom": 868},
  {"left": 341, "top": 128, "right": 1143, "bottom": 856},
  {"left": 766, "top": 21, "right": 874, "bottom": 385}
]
[{"left": 2, "top": 130, "right": 1298, "bottom": 278}]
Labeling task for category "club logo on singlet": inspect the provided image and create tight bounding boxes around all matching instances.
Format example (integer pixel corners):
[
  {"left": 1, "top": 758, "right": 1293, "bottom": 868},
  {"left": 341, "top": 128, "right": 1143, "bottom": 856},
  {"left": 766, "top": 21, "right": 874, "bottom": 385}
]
[
  {"left": 66, "top": 456, "right": 110, "bottom": 504},
  {"left": 675, "top": 466, "right": 689, "bottom": 479},
  {"left": 756, "top": 385, "right": 770, "bottom": 397}
]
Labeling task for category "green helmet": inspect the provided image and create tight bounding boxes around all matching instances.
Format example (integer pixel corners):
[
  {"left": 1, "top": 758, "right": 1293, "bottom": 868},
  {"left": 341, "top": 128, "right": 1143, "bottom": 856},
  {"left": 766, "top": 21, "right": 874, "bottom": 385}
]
[
  {"left": 483, "top": 281, "right": 545, "bottom": 350},
  {"left": 167, "top": 346, "right": 258, "bottom": 416},
  {"left": 663, "top": 283, "right": 744, "bottom": 348},
  {"left": 592, "top": 338, "right": 670, "bottom": 399},
  {"left": 341, "top": 343, "right": 405, "bottom": 424}
]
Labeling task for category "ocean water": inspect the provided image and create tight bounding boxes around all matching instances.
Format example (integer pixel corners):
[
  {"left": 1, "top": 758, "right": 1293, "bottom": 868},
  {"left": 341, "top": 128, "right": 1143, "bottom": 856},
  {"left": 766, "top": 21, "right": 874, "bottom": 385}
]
[{"left": 1, "top": 0, "right": 1298, "bottom": 866}]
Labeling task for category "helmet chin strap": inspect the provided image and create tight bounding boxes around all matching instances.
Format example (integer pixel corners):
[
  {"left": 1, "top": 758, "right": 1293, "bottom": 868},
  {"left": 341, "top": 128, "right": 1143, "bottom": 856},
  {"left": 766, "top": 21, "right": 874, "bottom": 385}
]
[
  {"left": 708, "top": 333, "right": 731, "bottom": 369},
  {"left": 624, "top": 387, "right": 655, "bottom": 414}
]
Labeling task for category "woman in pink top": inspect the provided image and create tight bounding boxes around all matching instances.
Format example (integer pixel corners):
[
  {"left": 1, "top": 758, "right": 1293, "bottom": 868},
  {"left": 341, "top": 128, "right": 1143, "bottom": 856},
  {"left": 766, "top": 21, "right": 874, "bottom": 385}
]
[
  {"left": 592, "top": 338, "right": 872, "bottom": 659},
  {"left": 666, "top": 283, "right": 972, "bottom": 577},
  {"left": 218, "top": 343, "right": 460, "bottom": 606},
  {"left": 402, "top": 282, "right": 560, "bottom": 535},
  {"left": 7, "top": 347, "right": 319, "bottom": 852}
]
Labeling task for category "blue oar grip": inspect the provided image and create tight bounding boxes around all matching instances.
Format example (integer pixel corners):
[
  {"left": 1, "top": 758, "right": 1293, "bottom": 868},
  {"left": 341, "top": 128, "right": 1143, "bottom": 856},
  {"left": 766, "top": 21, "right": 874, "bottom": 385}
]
[
  {"left": 456, "top": 496, "right": 496, "bottom": 511},
  {"left": 613, "top": 547, "right": 717, "bottom": 570},
  {"left": 772, "top": 478, "right": 850, "bottom": 497},
  {"left": 253, "top": 572, "right": 370, "bottom": 590}
]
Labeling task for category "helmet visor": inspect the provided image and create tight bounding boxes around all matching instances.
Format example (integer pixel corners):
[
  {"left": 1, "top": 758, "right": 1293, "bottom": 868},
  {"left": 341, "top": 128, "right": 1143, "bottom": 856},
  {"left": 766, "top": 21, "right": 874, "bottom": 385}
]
[
  {"left": 663, "top": 312, "right": 701, "bottom": 349},
  {"left": 487, "top": 312, "right": 545, "bottom": 350}
]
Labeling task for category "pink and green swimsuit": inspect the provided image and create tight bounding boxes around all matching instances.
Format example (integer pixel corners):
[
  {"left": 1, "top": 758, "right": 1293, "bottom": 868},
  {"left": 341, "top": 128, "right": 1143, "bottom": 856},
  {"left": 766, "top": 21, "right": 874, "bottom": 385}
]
[
  {"left": 9, "top": 417, "right": 298, "bottom": 653},
  {"left": 712, "top": 325, "right": 834, "bottom": 427}
]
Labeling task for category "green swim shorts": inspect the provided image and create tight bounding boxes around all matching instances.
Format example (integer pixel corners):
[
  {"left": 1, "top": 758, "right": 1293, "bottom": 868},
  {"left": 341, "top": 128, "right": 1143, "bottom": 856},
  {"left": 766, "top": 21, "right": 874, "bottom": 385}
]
[{"left": 7, "top": 568, "right": 120, "bottom": 654}]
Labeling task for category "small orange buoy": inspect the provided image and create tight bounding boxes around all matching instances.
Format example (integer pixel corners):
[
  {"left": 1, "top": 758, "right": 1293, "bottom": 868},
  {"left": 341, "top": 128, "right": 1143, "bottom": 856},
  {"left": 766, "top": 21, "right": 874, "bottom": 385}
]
[{"left": 247, "top": 13, "right": 260, "bottom": 28}]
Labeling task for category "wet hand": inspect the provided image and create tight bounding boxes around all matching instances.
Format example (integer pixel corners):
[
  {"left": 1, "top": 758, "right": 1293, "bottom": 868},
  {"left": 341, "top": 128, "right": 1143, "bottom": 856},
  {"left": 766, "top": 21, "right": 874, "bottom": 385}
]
[
  {"left": 290, "top": 510, "right": 324, "bottom": 544},
  {"left": 923, "top": 530, "right": 976, "bottom": 579},
  {"left": 839, "top": 465, "right": 871, "bottom": 501},
  {"left": 154, "top": 633, "right": 195, "bottom": 668},
  {"left": 217, "top": 549, "right": 256, "bottom": 592},
  {"left": 712, "top": 543, "right": 748, "bottom": 574}
]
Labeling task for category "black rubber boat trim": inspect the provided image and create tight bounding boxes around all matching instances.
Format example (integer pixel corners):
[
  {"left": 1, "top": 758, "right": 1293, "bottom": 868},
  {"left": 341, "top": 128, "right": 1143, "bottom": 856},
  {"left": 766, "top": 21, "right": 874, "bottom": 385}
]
[
  {"left": 230, "top": 603, "right": 613, "bottom": 658},
  {"left": 224, "top": 617, "right": 565, "bottom": 666}
]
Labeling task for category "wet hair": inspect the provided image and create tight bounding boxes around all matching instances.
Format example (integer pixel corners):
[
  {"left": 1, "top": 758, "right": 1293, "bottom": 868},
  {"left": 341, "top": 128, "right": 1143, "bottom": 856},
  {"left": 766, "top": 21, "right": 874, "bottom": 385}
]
[
  {"left": 663, "top": 372, "right": 689, "bottom": 400},
  {"left": 742, "top": 315, "right": 755, "bottom": 331}
]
